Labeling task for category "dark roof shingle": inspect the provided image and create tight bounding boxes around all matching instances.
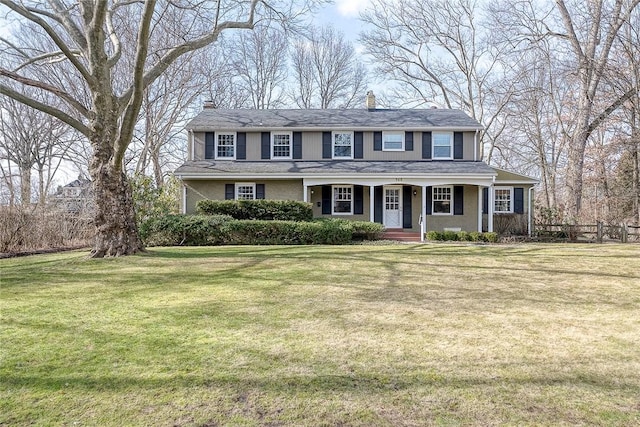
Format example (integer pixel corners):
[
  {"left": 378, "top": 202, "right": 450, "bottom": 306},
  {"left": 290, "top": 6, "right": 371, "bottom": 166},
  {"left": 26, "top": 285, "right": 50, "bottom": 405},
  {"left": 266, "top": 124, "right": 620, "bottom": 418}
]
[{"left": 186, "top": 109, "right": 482, "bottom": 131}]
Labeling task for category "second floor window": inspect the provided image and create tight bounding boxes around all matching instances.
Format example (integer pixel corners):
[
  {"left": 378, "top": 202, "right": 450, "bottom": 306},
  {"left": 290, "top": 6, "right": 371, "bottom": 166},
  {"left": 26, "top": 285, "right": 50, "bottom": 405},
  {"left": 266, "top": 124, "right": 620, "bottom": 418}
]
[
  {"left": 333, "top": 132, "right": 353, "bottom": 158},
  {"left": 433, "top": 132, "right": 452, "bottom": 159},
  {"left": 216, "top": 132, "right": 236, "bottom": 159},
  {"left": 383, "top": 132, "right": 404, "bottom": 151},
  {"left": 272, "top": 132, "right": 292, "bottom": 159}
]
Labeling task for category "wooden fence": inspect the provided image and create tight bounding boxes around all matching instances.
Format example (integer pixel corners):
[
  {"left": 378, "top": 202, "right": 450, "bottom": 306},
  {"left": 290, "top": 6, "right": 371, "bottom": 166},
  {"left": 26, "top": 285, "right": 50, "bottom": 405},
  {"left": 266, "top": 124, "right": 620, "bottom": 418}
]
[{"left": 534, "top": 222, "right": 640, "bottom": 243}]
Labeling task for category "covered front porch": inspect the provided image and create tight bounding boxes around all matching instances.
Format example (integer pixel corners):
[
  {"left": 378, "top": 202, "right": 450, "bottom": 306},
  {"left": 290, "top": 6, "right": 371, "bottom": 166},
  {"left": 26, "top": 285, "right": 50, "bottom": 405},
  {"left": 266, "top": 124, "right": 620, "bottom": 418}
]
[{"left": 302, "top": 176, "right": 498, "bottom": 240}]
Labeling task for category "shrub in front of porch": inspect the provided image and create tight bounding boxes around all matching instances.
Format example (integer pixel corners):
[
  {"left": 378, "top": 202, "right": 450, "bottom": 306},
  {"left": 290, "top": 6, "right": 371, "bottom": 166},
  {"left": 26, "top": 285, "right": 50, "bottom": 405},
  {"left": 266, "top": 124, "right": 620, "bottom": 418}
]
[
  {"left": 425, "top": 230, "right": 498, "bottom": 243},
  {"left": 196, "top": 199, "right": 313, "bottom": 222}
]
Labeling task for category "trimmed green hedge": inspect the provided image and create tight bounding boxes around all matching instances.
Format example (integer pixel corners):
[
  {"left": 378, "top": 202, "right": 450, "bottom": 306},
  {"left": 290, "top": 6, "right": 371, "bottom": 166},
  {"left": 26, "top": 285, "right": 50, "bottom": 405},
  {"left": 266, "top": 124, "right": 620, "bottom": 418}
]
[
  {"left": 425, "top": 230, "right": 498, "bottom": 243},
  {"left": 139, "top": 214, "right": 233, "bottom": 246},
  {"left": 196, "top": 199, "right": 313, "bottom": 221},
  {"left": 140, "top": 215, "right": 384, "bottom": 246}
]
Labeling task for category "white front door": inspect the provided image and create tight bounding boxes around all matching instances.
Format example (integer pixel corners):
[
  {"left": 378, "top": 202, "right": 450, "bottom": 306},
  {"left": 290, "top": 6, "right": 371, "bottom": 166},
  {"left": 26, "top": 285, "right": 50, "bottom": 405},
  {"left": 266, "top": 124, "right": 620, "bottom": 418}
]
[{"left": 384, "top": 186, "right": 402, "bottom": 228}]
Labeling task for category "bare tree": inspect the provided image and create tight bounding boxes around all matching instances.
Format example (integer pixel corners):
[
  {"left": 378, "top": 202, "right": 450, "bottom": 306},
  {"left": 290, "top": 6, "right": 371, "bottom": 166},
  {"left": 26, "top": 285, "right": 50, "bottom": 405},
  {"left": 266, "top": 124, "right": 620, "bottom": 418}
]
[
  {"left": 232, "top": 25, "right": 289, "bottom": 109},
  {"left": 360, "top": 0, "right": 516, "bottom": 161},
  {"left": 0, "top": 94, "right": 73, "bottom": 207},
  {"left": 290, "top": 25, "right": 367, "bottom": 109},
  {"left": 0, "top": 0, "right": 316, "bottom": 257}
]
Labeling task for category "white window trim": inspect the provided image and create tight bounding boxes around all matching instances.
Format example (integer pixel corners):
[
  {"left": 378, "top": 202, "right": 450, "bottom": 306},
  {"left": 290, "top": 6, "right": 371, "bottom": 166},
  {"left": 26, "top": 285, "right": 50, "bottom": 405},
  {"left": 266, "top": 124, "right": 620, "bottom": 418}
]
[
  {"left": 332, "top": 131, "right": 354, "bottom": 159},
  {"left": 494, "top": 186, "right": 514, "bottom": 214},
  {"left": 432, "top": 185, "right": 453, "bottom": 216},
  {"left": 332, "top": 184, "right": 353, "bottom": 215},
  {"left": 234, "top": 182, "right": 256, "bottom": 200},
  {"left": 382, "top": 131, "right": 405, "bottom": 151},
  {"left": 271, "top": 131, "right": 293, "bottom": 159},
  {"left": 215, "top": 131, "right": 236, "bottom": 160},
  {"left": 432, "top": 131, "right": 453, "bottom": 160}
]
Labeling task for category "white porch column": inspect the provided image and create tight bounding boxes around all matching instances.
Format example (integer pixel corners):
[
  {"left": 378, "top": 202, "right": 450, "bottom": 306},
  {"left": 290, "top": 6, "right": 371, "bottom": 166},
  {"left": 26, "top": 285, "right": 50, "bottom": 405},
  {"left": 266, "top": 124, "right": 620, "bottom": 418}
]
[
  {"left": 477, "top": 186, "right": 483, "bottom": 232},
  {"left": 488, "top": 185, "right": 494, "bottom": 232},
  {"left": 303, "top": 183, "right": 309, "bottom": 203},
  {"left": 369, "top": 185, "right": 375, "bottom": 222},
  {"left": 421, "top": 185, "right": 427, "bottom": 241}
]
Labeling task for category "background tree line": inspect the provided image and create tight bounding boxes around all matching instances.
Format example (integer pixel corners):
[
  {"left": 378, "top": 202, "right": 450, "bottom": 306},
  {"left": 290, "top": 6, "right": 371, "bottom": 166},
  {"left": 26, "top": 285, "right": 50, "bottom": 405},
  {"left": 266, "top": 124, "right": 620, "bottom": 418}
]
[{"left": 1, "top": 0, "right": 639, "bottom": 255}]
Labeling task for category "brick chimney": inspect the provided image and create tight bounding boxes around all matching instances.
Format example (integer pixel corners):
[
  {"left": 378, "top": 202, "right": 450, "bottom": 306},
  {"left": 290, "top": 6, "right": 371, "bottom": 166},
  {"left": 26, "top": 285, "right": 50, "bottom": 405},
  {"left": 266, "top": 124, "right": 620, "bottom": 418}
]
[{"left": 365, "top": 91, "right": 376, "bottom": 110}]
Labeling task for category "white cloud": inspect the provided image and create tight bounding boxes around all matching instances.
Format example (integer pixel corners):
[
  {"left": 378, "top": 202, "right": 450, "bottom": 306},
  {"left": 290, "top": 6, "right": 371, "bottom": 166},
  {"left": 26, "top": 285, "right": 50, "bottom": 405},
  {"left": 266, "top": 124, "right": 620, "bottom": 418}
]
[{"left": 335, "top": 0, "right": 371, "bottom": 17}]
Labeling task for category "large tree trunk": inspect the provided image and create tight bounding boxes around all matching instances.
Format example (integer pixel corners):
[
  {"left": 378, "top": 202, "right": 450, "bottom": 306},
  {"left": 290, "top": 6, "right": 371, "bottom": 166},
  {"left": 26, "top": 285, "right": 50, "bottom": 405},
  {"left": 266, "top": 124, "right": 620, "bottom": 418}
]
[{"left": 90, "top": 162, "right": 143, "bottom": 257}]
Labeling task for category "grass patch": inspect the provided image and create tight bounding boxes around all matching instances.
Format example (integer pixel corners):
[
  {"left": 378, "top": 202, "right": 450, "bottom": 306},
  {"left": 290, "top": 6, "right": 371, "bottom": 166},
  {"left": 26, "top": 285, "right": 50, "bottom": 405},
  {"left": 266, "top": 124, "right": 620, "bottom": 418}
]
[{"left": 2, "top": 244, "right": 640, "bottom": 426}]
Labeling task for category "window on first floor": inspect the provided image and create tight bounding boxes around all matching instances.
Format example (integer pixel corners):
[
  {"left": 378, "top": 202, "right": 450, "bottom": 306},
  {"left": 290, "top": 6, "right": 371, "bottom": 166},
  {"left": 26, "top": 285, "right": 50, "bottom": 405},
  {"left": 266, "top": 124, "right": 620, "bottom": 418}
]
[
  {"left": 235, "top": 183, "right": 256, "bottom": 200},
  {"left": 432, "top": 186, "right": 452, "bottom": 215},
  {"left": 494, "top": 186, "right": 513, "bottom": 213},
  {"left": 383, "top": 132, "right": 404, "bottom": 151},
  {"left": 216, "top": 132, "right": 236, "bottom": 159},
  {"left": 271, "top": 132, "right": 292, "bottom": 159},
  {"left": 333, "top": 185, "right": 353, "bottom": 214},
  {"left": 333, "top": 132, "right": 353, "bottom": 158}
]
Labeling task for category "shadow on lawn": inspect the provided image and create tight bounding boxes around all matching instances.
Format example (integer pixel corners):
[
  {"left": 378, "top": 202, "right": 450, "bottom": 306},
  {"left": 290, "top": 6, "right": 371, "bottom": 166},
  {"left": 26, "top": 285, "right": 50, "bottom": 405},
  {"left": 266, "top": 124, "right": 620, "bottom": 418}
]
[{"left": 3, "top": 368, "right": 638, "bottom": 395}]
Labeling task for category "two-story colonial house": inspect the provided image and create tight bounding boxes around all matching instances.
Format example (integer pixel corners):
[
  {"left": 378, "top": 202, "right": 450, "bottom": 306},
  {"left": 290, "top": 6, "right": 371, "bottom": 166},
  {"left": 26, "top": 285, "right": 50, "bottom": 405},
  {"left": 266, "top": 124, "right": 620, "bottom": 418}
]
[{"left": 175, "top": 94, "right": 537, "bottom": 240}]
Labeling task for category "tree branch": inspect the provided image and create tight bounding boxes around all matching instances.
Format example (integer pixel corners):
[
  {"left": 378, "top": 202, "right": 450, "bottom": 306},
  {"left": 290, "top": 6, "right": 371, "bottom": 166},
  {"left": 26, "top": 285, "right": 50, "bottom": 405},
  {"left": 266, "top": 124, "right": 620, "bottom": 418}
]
[
  {"left": 0, "top": 0, "right": 94, "bottom": 85},
  {"left": 0, "top": 83, "right": 91, "bottom": 137},
  {"left": 0, "top": 68, "right": 91, "bottom": 118}
]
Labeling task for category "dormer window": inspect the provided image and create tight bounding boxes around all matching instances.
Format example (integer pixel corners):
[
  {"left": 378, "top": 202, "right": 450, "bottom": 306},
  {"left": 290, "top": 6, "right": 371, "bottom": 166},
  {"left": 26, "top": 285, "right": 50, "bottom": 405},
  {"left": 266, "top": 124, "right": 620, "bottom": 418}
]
[
  {"left": 433, "top": 132, "right": 453, "bottom": 159},
  {"left": 383, "top": 132, "right": 404, "bottom": 151},
  {"left": 215, "top": 132, "right": 236, "bottom": 159},
  {"left": 271, "top": 131, "right": 292, "bottom": 159},
  {"left": 333, "top": 132, "right": 353, "bottom": 159}
]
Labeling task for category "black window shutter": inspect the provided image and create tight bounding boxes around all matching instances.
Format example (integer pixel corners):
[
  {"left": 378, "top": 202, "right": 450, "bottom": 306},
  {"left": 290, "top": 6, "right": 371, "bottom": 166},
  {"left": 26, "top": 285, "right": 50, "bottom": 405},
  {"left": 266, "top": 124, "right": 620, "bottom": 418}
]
[
  {"left": 236, "top": 132, "right": 246, "bottom": 160},
  {"left": 374, "top": 186, "right": 383, "bottom": 223},
  {"left": 354, "top": 132, "right": 364, "bottom": 159},
  {"left": 354, "top": 185, "right": 364, "bottom": 214},
  {"left": 374, "top": 131, "right": 382, "bottom": 151},
  {"left": 205, "top": 132, "right": 214, "bottom": 159},
  {"left": 322, "top": 132, "right": 332, "bottom": 159},
  {"left": 426, "top": 186, "right": 432, "bottom": 215},
  {"left": 225, "top": 184, "right": 235, "bottom": 200},
  {"left": 514, "top": 187, "right": 524, "bottom": 214},
  {"left": 454, "top": 132, "right": 464, "bottom": 159},
  {"left": 454, "top": 186, "right": 464, "bottom": 215},
  {"left": 405, "top": 132, "right": 414, "bottom": 151},
  {"left": 261, "top": 132, "right": 270, "bottom": 159},
  {"left": 422, "top": 132, "right": 432, "bottom": 159},
  {"left": 403, "top": 186, "right": 412, "bottom": 228},
  {"left": 256, "top": 184, "right": 265, "bottom": 199},
  {"left": 293, "top": 132, "right": 302, "bottom": 159},
  {"left": 482, "top": 187, "right": 488, "bottom": 214},
  {"left": 321, "top": 185, "right": 331, "bottom": 214}
]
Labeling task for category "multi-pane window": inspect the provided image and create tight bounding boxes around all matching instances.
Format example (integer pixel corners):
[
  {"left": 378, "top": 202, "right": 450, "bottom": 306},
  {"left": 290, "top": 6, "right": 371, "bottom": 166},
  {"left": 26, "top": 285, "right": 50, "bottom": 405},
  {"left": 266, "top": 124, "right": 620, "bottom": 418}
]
[
  {"left": 333, "top": 185, "right": 353, "bottom": 214},
  {"left": 216, "top": 132, "right": 235, "bottom": 159},
  {"left": 235, "top": 183, "right": 255, "bottom": 200},
  {"left": 272, "top": 132, "right": 292, "bottom": 158},
  {"left": 433, "top": 132, "right": 452, "bottom": 159},
  {"left": 432, "top": 186, "right": 452, "bottom": 214},
  {"left": 494, "top": 187, "right": 513, "bottom": 213},
  {"left": 383, "top": 132, "right": 404, "bottom": 151},
  {"left": 333, "top": 132, "right": 353, "bottom": 158}
]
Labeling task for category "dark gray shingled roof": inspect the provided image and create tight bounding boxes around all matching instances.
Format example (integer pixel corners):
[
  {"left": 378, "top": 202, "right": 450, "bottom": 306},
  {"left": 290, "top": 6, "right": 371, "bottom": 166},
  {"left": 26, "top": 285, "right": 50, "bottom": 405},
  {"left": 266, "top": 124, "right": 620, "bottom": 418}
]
[
  {"left": 175, "top": 160, "right": 496, "bottom": 176},
  {"left": 185, "top": 108, "right": 483, "bottom": 131}
]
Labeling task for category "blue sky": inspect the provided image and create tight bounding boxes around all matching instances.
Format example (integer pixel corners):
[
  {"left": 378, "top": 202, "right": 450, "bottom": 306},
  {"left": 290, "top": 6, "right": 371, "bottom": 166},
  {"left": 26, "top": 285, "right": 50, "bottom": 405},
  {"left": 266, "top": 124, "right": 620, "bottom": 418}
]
[{"left": 313, "top": 0, "right": 371, "bottom": 43}]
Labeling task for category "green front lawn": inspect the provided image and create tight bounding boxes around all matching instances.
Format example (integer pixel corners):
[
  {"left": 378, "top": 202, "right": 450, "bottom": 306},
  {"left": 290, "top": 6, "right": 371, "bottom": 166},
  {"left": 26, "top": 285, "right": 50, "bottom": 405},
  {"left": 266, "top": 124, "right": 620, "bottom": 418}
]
[{"left": 1, "top": 244, "right": 639, "bottom": 426}]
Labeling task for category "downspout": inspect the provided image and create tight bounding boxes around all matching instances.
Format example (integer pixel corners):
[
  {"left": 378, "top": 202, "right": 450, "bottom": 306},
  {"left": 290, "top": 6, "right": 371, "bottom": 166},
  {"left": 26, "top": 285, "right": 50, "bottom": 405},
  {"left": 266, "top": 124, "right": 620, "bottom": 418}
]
[
  {"left": 188, "top": 129, "right": 194, "bottom": 160},
  {"left": 528, "top": 186, "right": 535, "bottom": 237}
]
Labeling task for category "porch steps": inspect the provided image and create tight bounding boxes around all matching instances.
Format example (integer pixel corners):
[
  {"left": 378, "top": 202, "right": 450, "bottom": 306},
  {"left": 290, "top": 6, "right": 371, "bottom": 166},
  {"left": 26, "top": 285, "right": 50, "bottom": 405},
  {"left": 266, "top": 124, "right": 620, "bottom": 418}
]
[{"left": 381, "top": 229, "right": 423, "bottom": 242}]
